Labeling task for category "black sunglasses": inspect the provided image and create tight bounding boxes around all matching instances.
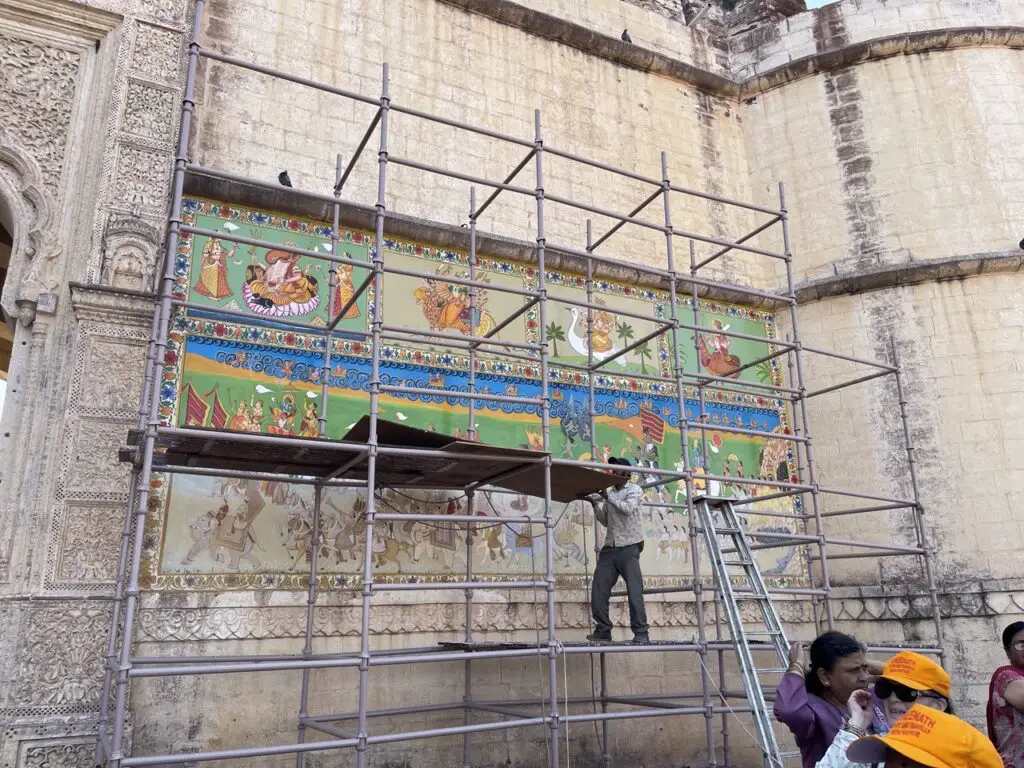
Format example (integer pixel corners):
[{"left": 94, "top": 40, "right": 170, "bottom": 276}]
[{"left": 874, "top": 679, "right": 938, "bottom": 703}]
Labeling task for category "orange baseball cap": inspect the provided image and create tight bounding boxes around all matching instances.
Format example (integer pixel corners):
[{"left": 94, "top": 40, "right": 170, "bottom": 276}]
[
  {"left": 847, "top": 705, "right": 1001, "bottom": 768},
  {"left": 880, "top": 651, "right": 951, "bottom": 698}
]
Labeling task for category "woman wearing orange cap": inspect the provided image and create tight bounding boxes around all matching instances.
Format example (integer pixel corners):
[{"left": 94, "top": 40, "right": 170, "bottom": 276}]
[
  {"left": 846, "top": 705, "right": 1001, "bottom": 768},
  {"left": 816, "top": 651, "right": 952, "bottom": 768}
]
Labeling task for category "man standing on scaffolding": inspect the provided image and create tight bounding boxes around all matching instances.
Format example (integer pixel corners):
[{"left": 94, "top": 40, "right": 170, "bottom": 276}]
[{"left": 586, "top": 457, "right": 650, "bottom": 644}]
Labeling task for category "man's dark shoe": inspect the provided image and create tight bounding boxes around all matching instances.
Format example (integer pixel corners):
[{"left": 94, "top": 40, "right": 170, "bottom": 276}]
[
  {"left": 632, "top": 634, "right": 650, "bottom": 644},
  {"left": 587, "top": 633, "right": 612, "bottom": 643}
]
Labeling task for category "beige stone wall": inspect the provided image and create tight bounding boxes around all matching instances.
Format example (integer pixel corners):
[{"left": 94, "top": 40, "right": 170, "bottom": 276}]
[{"left": 195, "top": 0, "right": 768, "bottom": 284}]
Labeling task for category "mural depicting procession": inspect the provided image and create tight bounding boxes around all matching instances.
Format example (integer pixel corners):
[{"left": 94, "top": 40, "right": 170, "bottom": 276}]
[{"left": 142, "top": 198, "right": 806, "bottom": 591}]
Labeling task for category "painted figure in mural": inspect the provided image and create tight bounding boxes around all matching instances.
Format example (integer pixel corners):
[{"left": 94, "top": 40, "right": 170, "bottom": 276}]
[
  {"left": 565, "top": 307, "right": 628, "bottom": 367},
  {"left": 413, "top": 265, "right": 496, "bottom": 336},
  {"left": 228, "top": 400, "right": 250, "bottom": 431},
  {"left": 586, "top": 457, "right": 649, "bottom": 643},
  {"left": 558, "top": 397, "right": 593, "bottom": 458},
  {"left": 243, "top": 249, "right": 320, "bottom": 317},
  {"left": 181, "top": 503, "right": 230, "bottom": 565},
  {"left": 247, "top": 400, "right": 265, "bottom": 432},
  {"left": 695, "top": 319, "right": 742, "bottom": 378},
  {"left": 193, "top": 238, "right": 235, "bottom": 300},
  {"left": 330, "top": 262, "right": 362, "bottom": 321},
  {"left": 213, "top": 483, "right": 265, "bottom": 570},
  {"left": 299, "top": 400, "right": 319, "bottom": 437},
  {"left": 267, "top": 394, "right": 297, "bottom": 436}
]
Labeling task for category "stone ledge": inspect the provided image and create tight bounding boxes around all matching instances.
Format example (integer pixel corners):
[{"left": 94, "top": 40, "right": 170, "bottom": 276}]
[
  {"left": 793, "top": 250, "right": 1024, "bottom": 304},
  {"left": 433, "top": 0, "right": 1024, "bottom": 102}
]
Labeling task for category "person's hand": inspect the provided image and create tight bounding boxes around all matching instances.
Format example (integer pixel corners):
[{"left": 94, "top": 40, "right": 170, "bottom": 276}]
[
  {"left": 788, "top": 641, "right": 805, "bottom": 670},
  {"left": 848, "top": 689, "right": 873, "bottom": 731}
]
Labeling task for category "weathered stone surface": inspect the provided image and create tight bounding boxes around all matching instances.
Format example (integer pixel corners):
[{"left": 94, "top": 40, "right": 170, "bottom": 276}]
[{"left": 0, "top": 0, "right": 1022, "bottom": 761}]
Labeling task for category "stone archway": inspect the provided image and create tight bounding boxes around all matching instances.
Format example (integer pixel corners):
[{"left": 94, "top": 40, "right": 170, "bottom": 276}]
[{"left": 0, "top": 126, "right": 61, "bottom": 325}]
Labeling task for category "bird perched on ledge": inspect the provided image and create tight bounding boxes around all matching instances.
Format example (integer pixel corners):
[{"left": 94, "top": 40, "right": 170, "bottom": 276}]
[
  {"left": 278, "top": 170, "right": 292, "bottom": 187},
  {"left": 621, "top": 29, "right": 632, "bottom": 43}
]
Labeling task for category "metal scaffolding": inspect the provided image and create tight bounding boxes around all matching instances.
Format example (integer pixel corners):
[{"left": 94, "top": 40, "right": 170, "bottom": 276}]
[{"left": 96, "top": 0, "right": 946, "bottom": 765}]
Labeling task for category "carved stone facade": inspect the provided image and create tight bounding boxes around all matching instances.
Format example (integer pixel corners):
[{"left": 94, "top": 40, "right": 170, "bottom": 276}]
[{"left": 0, "top": 0, "right": 1021, "bottom": 764}]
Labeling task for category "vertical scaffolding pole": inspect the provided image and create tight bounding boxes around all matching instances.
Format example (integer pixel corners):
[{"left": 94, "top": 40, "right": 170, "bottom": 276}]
[
  {"left": 296, "top": 160, "right": 341, "bottom": 766},
  {"left": 355, "top": 63, "right": 390, "bottom": 768},
  {"left": 779, "top": 182, "right": 834, "bottom": 629},
  {"left": 533, "top": 108, "right": 561, "bottom": 768},
  {"left": 714, "top": 595, "right": 732, "bottom": 767},
  {"left": 672, "top": 179, "right": 716, "bottom": 767},
  {"left": 890, "top": 341, "right": 944, "bottom": 660},
  {"left": 585, "top": 219, "right": 610, "bottom": 768},
  {"left": 96, "top": 306, "right": 161, "bottom": 765},
  {"left": 108, "top": 3, "right": 205, "bottom": 763},
  {"left": 464, "top": 186, "right": 478, "bottom": 768},
  {"left": 786, "top": 339, "right": 822, "bottom": 635},
  {"left": 296, "top": 486, "right": 324, "bottom": 768}
]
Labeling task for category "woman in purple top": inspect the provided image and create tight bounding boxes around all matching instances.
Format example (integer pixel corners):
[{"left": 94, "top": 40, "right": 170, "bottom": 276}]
[{"left": 774, "top": 631, "right": 887, "bottom": 768}]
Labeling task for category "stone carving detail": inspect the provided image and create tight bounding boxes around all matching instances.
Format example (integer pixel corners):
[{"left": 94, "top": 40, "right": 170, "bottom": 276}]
[
  {"left": 0, "top": 33, "right": 80, "bottom": 195},
  {"left": 54, "top": 502, "right": 124, "bottom": 584},
  {"left": 131, "top": 23, "right": 182, "bottom": 83},
  {"left": 122, "top": 80, "right": 176, "bottom": 144},
  {"left": 101, "top": 214, "right": 163, "bottom": 293},
  {"left": 113, "top": 144, "right": 171, "bottom": 212},
  {"left": 22, "top": 741, "right": 95, "bottom": 767},
  {"left": 13, "top": 606, "right": 108, "bottom": 708},
  {"left": 78, "top": 338, "right": 147, "bottom": 413},
  {"left": 65, "top": 418, "right": 134, "bottom": 494},
  {"left": 139, "top": 0, "right": 187, "bottom": 26}
]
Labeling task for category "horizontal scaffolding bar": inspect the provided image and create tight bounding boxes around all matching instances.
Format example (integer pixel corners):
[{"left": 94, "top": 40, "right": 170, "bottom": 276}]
[
  {"left": 200, "top": 49, "right": 380, "bottom": 106},
  {"left": 170, "top": 297, "right": 350, "bottom": 335},
  {"left": 381, "top": 323, "right": 541, "bottom": 352},
  {"left": 818, "top": 502, "right": 915, "bottom": 518},
  {"left": 674, "top": 227, "right": 786, "bottom": 261},
  {"left": 805, "top": 368, "right": 894, "bottom": 399},
  {"left": 372, "top": 581, "right": 548, "bottom": 592},
  {"left": 390, "top": 155, "right": 535, "bottom": 197},
  {"left": 801, "top": 344, "right": 897, "bottom": 372},
  {"left": 474, "top": 149, "right": 536, "bottom": 220},
  {"left": 694, "top": 216, "right": 782, "bottom": 270},
  {"left": 128, "top": 646, "right": 549, "bottom": 678},
  {"left": 810, "top": 549, "right": 925, "bottom": 561},
  {"left": 389, "top": 102, "right": 535, "bottom": 149},
  {"left": 588, "top": 188, "right": 664, "bottom": 252},
  {"left": 544, "top": 192, "right": 669, "bottom": 235},
  {"left": 816, "top": 485, "right": 918, "bottom": 506},
  {"left": 380, "top": 331, "right": 540, "bottom": 362},
  {"left": 544, "top": 146, "right": 662, "bottom": 189},
  {"left": 591, "top": 323, "right": 668, "bottom": 371},
  {"left": 373, "top": 512, "right": 538, "bottom": 525},
  {"left": 552, "top": 456, "right": 684, "bottom": 479},
  {"left": 562, "top": 705, "right": 753, "bottom": 724},
  {"left": 684, "top": 420, "right": 807, "bottom": 443},
  {"left": 379, "top": 384, "right": 541, "bottom": 406},
  {"left": 669, "top": 182, "right": 783, "bottom": 218},
  {"left": 186, "top": 163, "right": 378, "bottom": 215},
  {"left": 180, "top": 224, "right": 368, "bottom": 271},
  {"left": 384, "top": 263, "right": 540, "bottom": 299},
  {"left": 466, "top": 702, "right": 537, "bottom": 718}
]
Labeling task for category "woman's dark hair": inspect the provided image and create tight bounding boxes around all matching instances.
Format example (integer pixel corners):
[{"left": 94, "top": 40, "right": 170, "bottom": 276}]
[{"left": 805, "top": 631, "right": 864, "bottom": 696}]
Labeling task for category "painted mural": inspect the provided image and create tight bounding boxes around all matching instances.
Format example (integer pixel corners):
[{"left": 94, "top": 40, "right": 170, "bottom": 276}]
[{"left": 141, "top": 198, "right": 807, "bottom": 591}]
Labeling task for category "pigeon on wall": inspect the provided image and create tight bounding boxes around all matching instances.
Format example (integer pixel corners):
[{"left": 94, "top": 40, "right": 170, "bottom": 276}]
[
  {"left": 621, "top": 29, "right": 632, "bottom": 43},
  {"left": 278, "top": 171, "right": 293, "bottom": 187}
]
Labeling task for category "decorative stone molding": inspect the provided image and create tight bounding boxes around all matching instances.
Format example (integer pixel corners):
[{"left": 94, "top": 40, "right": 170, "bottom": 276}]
[
  {"left": 100, "top": 214, "right": 164, "bottom": 293},
  {"left": 0, "top": 601, "right": 111, "bottom": 717}
]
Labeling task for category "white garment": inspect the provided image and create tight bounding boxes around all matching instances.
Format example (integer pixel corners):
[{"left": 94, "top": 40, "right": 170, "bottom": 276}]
[{"left": 815, "top": 728, "right": 881, "bottom": 768}]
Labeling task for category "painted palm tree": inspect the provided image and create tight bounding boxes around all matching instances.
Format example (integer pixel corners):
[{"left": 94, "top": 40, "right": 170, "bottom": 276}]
[
  {"left": 614, "top": 321, "right": 634, "bottom": 364},
  {"left": 636, "top": 341, "right": 652, "bottom": 375},
  {"left": 546, "top": 321, "right": 566, "bottom": 358}
]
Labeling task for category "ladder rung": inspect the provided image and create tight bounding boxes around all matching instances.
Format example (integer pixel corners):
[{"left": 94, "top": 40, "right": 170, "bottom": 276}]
[
  {"left": 757, "top": 667, "right": 790, "bottom": 674},
  {"left": 723, "top": 559, "right": 753, "bottom": 567},
  {"left": 715, "top": 527, "right": 743, "bottom": 534},
  {"left": 747, "top": 630, "right": 783, "bottom": 636}
]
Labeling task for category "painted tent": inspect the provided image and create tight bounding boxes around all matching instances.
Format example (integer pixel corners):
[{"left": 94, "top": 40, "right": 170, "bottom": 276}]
[{"left": 143, "top": 198, "right": 806, "bottom": 591}]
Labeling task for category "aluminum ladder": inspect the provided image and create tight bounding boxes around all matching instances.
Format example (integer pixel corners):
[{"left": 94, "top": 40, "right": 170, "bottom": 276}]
[{"left": 695, "top": 497, "right": 795, "bottom": 768}]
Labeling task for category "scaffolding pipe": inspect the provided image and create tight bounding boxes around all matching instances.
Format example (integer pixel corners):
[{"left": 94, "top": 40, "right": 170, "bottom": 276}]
[{"left": 107, "top": 4, "right": 206, "bottom": 764}]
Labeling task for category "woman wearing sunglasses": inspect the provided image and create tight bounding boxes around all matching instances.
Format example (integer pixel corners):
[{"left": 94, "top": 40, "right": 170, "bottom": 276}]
[
  {"left": 987, "top": 621, "right": 1024, "bottom": 768},
  {"left": 816, "top": 650, "right": 952, "bottom": 768}
]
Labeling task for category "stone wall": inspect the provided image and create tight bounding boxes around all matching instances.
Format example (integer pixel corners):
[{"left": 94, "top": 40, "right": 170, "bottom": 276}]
[{"left": 0, "top": 0, "right": 1022, "bottom": 764}]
